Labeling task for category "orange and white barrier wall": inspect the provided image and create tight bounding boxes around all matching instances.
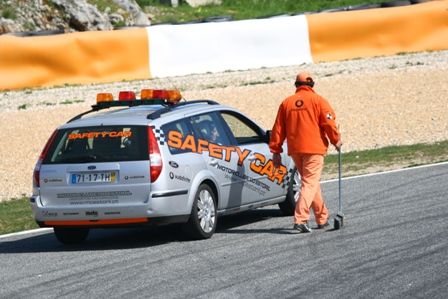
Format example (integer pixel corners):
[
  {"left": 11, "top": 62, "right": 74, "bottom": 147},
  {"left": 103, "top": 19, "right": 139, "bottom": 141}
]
[
  {"left": 307, "top": 0, "right": 448, "bottom": 62},
  {"left": 0, "top": 0, "right": 447, "bottom": 90}
]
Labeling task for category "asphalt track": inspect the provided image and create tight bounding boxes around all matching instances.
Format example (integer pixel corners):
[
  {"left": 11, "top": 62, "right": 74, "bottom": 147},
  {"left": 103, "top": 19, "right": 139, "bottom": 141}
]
[{"left": 1, "top": 163, "right": 447, "bottom": 299}]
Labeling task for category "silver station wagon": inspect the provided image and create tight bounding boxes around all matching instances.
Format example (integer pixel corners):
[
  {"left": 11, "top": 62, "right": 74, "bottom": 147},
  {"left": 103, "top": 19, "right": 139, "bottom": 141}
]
[{"left": 31, "top": 89, "right": 299, "bottom": 244}]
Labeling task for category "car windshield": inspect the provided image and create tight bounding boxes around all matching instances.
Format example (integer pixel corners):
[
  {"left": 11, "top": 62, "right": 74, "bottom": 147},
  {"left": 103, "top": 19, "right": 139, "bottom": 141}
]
[{"left": 43, "top": 125, "right": 148, "bottom": 164}]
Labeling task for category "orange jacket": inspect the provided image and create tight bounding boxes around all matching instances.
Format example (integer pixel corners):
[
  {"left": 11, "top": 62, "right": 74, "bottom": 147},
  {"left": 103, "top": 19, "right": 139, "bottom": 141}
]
[{"left": 269, "top": 85, "right": 340, "bottom": 155}]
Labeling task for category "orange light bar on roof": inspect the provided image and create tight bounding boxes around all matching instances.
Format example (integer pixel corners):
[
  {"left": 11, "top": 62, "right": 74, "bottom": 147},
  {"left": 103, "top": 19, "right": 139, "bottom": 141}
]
[
  {"left": 140, "top": 89, "right": 182, "bottom": 103},
  {"left": 96, "top": 93, "right": 114, "bottom": 103},
  {"left": 118, "top": 91, "right": 136, "bottom": 101},
  {"left": 167, "top": 90, "right": 182, "bottom": 102}
]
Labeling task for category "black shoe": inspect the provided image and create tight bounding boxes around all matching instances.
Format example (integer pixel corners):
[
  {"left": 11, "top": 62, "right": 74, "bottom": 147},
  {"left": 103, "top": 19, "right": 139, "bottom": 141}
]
[
  {"left": 316, "top": 222, "right": 330, "bottom": 229},
  {"left": 292, "top": 223, "right": 312, "bottom": 233}
]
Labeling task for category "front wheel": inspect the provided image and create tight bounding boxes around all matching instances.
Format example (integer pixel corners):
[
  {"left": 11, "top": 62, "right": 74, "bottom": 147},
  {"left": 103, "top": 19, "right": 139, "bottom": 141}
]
[
  {"left": 278, "top": 168, "right": 300, "bottom": 216},
  {"left": 54, "top": 227, "right": 89, "bottom": 244},
  {"left": 184, "top": 184, "right": 217, "bottom": 239}
]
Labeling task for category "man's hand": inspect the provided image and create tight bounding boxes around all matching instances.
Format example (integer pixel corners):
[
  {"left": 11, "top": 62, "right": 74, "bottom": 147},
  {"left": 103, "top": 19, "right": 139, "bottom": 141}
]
[
  {"left": 272, "top": 153, "right": 282, "bottom": 169},
  {"left": 335, "top": 140, "right": 343, "bottom": 152}
]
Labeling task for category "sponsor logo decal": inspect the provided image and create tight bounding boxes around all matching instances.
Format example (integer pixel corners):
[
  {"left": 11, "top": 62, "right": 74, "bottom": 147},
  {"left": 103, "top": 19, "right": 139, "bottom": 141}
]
[
  {"left": 57, "top": 191, "right": 132, "bottom": 205},
  {"left": 63, "top": 212, "right": 79, "bottom": 216},
  {"left": 104, "top": 211, "right": 121, "bottom": 215},
  {"left": 169, "top": 161, "right": 179, "bottom": 168},
  {"left": 68, "top": 131, "right": 132, "bottom": 140},
  {"left": 176, "top": 175, "right": 191, "bottom": 183},
  {"left": 85, "top": 211, "right": 98, "bottom": 217},
  {"left": 42, "top": 211, "right": 58, "bottom": 217},
  {"left": 169, "top": 171, "right": 191, "bottom": 183},
  {"left": 124, "top": 175, "right": 145, "bottom": 180},
  {"left": 216, "top": 163, "right": 270, "bottom": 196},
  {"left": 43, "top": 178, "right": 63, "bottom": 183},
  {"left": 167, "top": 131, "right": 287, "bottom": 185}
]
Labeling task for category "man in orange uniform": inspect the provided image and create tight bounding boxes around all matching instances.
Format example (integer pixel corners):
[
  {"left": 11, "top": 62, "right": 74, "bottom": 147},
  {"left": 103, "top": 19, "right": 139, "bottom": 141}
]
[{"left": 270, "top": 72, "right": 342, "bottom": 233}]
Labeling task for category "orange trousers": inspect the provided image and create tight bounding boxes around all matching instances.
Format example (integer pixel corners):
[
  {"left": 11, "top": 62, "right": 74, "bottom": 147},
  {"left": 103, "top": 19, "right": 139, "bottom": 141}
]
[{"left": 291, "top": 153, "right": 329, "bottom": 225}]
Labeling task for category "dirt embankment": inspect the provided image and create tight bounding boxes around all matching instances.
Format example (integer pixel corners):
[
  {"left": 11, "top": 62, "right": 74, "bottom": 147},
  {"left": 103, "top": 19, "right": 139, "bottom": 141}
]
[{"left": 1, "top": 50, "right": 447, "bottom": 201}]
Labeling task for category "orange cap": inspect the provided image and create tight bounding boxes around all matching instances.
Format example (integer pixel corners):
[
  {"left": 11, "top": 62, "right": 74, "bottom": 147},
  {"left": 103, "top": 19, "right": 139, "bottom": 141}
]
[{"left": 295, "top": 71, "right": 313, "bottom": 83}]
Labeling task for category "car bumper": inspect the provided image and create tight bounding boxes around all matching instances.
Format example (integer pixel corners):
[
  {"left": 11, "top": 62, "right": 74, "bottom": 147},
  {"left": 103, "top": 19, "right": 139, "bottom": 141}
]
[{"left": 30, "top": 195, "right": 190, "bottom": 227}]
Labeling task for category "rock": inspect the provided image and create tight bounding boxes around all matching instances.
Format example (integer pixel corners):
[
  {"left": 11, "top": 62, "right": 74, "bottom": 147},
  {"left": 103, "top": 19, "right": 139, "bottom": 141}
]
[
  {"left": 185, "top": 0, "right": 222, "bottom": 7},
  {"left": 0, "top": 18, "right": 21, "bottom": 34},
  {"left": 51, "top": 0, "right": 113, "bottom": 31},
  {"left": 0, "top": 0, "right": 150, "bottom": 34},
  {"left": 112, "top": 0, "right": 151, "bottom": 26},
  {"left": 109, "top": 13, "right": 125, "bottom": 26}
]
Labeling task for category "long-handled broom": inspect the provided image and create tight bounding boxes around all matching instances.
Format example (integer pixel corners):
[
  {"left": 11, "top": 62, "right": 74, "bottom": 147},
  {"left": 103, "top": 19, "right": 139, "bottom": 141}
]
[{"left": 333, "top": 148, "right": 344, "bottom": 230}]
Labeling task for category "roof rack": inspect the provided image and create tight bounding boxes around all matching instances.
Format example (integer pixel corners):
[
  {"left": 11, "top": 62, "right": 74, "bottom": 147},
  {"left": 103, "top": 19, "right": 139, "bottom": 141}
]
[
  {"left": 67, "top": 99, "right": 169, "bottom": 123},
  {"left": 147, "top": 99, "right": 219, "bottom": 120}
]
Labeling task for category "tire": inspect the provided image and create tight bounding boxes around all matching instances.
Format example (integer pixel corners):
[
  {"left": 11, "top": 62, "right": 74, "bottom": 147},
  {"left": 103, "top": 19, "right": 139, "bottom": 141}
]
[
  {"left": 54, "top": 227, "right": 89, "bottom": 244},
  {"left": 184, "top": 184, "right": 217, "bottom": 239},
  {"left": 278, "top": 168, "right": 300, "bottom": 216}
]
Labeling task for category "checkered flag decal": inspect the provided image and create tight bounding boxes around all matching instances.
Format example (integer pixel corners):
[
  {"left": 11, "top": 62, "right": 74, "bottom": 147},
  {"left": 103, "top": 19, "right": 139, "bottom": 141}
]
[
  {"left": 281, "top": 168, "right": 296, "bottom": 189},
  {"left": 150, "top": 125, "right": 166, "bottom": 145}
]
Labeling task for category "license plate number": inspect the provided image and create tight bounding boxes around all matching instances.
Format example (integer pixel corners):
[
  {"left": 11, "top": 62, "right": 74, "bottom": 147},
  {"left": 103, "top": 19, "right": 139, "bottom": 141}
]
[{"left": 71, "top": 172, "right": 116, "bottom": 184}]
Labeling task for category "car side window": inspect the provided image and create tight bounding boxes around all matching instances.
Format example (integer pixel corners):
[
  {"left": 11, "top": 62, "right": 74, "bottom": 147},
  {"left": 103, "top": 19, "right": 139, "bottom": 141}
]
[
  {"left": 221, "top": 112, "right": 264, "bottom": 145},
  {"left": 189, "top": 113, "right": 230, "bottom": 146},
  {"left": 162, "top": 119, "right": 194, "bottom": 155}
]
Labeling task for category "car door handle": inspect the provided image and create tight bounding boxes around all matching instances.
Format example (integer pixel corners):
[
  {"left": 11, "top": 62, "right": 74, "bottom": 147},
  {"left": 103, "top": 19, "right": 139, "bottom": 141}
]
[{"left": 209, "top": 159, "right": 218, "bottom": 166}]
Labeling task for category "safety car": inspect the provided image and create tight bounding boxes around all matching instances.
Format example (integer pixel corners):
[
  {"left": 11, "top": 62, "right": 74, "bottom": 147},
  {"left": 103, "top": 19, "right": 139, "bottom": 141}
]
[{"left": 30, "top": 89, "right": 299, "bottom": 244}]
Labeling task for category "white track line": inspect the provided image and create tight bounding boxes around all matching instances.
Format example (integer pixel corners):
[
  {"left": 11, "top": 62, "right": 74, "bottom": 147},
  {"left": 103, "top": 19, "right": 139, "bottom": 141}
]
[
  {"left": 0, "top": 228, "right": 52, "bottom": 240},
  {"left": 1, "top": 161, "right": 447, "bottom": 240}
]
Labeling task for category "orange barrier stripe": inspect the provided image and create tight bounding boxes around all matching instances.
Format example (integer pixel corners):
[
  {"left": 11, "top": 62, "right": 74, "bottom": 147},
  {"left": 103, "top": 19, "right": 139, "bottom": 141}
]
[
  {"left": 44, "top": 218, "right": 149, "bottom": 226},
  {"left": 0, "top": 28, "right": 150, "bottom": 90},
  {"left": 307, "top": 0, "right": 448, "bottom": 62}
]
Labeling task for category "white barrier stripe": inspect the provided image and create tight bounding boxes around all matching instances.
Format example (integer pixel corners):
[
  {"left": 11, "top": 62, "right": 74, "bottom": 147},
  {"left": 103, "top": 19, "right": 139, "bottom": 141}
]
[{"left": 147, "top": 14, "right": 312, "bottom": 78}]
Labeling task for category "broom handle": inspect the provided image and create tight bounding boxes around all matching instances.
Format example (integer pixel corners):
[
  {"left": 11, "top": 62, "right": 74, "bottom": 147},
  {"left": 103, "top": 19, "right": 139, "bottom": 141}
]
[{"left": 338, "top": 148, "right": 343, "bottom": 213}]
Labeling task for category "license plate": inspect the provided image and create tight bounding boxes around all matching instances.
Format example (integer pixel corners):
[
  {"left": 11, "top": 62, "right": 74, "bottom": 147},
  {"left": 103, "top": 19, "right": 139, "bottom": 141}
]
[{"left": 71, "top": 172, "right": 116, "bottom": 184}]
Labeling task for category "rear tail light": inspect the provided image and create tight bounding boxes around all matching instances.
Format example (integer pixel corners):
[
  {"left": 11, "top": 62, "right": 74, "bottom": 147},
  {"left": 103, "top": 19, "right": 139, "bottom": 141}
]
[
  {"left": 148, "top": 126, "right": 162, "bottom": 182},
  {"left": 33, "top": 130, "right": 58, "bottom": 188}
]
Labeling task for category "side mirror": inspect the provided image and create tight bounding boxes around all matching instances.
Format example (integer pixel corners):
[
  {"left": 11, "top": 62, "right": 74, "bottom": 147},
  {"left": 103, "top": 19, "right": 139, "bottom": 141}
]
[{"left": 264, "top": 130, "right": 272, "bottom": 144}]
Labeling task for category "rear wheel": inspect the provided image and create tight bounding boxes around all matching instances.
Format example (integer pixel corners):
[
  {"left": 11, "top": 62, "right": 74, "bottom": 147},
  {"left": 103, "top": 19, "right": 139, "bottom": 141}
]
[
  {"left": 53, "top": 227, "right": 89, "bottom": 244},
  {"left": 279, "top": 168, "right": 300, "bottom": 216},
  {"left": 184, "top": 184, "right": 217, "bottom": 239}
]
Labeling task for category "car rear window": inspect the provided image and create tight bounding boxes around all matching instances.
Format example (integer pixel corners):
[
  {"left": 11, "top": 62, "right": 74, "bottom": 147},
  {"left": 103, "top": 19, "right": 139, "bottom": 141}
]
[{"left": 43, "top": 125, "right": 148, "bottom": 164}]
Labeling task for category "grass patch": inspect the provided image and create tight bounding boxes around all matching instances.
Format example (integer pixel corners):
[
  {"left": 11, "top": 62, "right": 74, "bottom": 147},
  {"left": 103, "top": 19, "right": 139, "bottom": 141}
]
[
  {"left": 324, "top": 141, "right": 448, "bottom": 179},
  {"left": 0, "top": 197, "right": 38, "bottom": 235},
  {"left": 89, "top": 0, "right": 122, "bottom": 13},
  {"left": 39, "top": 102, "right": 56, "bottom": 106},
  {"left": 243, "top": 78, "right": 276, "bottom": 86},
  {"left": 18, "top": 103, "right": 28, "bottom": 110},
  {"left": 138, "top": 0, "right": 386, "bottom": 24},
  {"left": 60, "top": 99, "right": 84, "bottom": 105},
  {"left": 1, "top": 7, "right": 16, "bottom": 19}
]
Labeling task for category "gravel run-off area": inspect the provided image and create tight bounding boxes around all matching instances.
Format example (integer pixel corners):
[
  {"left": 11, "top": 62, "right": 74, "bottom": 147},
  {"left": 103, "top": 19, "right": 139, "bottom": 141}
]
[{"left": 0, "top": 50, "right": 447, "bottom": 201}]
